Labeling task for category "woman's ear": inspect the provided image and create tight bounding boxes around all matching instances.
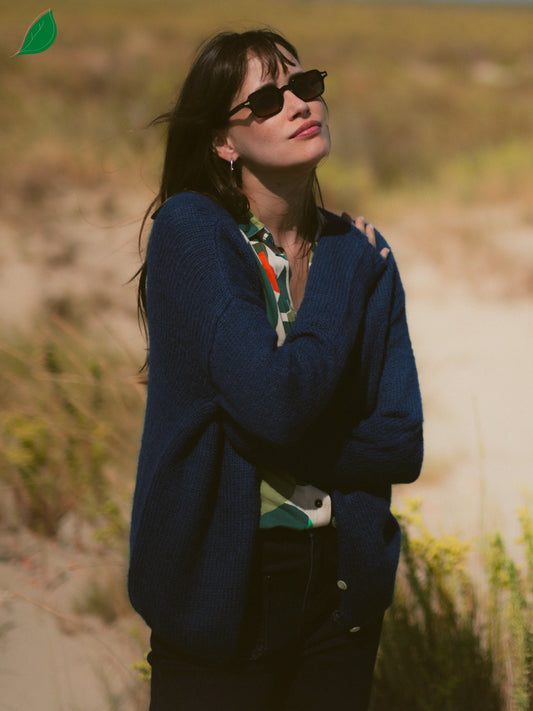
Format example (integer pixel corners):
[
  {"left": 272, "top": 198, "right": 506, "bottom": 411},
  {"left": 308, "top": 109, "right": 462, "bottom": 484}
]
[{"left": 212, "top": 132, "right": 238, "bottom": 165}]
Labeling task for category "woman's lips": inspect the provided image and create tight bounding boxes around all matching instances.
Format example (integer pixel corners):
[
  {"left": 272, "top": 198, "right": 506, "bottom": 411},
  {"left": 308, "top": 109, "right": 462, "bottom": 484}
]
[{"left": 290, "top": 121, "right": 321, "bottom": 139}]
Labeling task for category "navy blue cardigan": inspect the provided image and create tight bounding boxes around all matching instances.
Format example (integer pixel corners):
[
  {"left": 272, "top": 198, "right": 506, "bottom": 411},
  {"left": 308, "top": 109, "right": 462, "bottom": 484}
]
[{"left": 128, "top": 192, "right": 423, "bottom": 661}]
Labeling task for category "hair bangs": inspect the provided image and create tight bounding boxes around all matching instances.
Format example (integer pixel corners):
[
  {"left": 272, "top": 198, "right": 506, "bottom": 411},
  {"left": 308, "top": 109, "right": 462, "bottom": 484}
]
[{"left": 251, "top": 38, "right": 298, "bottom": 82}]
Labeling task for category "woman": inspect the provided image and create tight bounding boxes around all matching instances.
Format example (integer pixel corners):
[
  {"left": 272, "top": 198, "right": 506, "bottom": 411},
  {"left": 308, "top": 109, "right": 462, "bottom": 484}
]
[{"left": 129, "top": 29, "right": 423, "bottom": 711}]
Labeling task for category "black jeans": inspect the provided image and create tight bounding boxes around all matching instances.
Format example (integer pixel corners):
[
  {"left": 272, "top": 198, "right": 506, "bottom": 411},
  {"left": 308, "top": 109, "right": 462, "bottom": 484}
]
[{"left": 148, "top": 526, "right": 382, "bottom": 711}]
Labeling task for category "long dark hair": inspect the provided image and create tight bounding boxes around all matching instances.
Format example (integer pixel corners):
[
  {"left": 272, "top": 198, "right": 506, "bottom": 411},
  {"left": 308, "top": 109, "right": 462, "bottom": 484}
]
[{"left": 136, "top": 29, "right": 323, "bottom": 357}]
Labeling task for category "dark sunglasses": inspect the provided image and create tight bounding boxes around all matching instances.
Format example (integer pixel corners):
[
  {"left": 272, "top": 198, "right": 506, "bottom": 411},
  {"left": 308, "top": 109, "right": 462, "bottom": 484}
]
[{"left": 228, "top": 69, "right": 327, "bottom": 119}]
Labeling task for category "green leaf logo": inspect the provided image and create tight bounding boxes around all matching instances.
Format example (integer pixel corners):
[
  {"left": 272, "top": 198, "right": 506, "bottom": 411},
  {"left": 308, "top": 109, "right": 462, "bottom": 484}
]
[{"left": 11, "top": 9, "right": 57, "bottom": 59}]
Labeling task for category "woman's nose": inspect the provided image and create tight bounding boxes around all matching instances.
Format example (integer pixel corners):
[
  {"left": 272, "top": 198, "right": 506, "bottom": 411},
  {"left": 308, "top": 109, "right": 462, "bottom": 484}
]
[{"left": 284, "top": 89, "right": 311, "bottom": 117}]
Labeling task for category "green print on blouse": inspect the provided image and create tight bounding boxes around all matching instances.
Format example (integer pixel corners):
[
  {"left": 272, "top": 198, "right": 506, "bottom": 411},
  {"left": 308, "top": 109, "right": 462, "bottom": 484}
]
[
  {"left": 260, "top": 471, "right": 314, "bottom": 530},
  {"left": 239, "top": 214, "right": 327, "bottom": 531}
]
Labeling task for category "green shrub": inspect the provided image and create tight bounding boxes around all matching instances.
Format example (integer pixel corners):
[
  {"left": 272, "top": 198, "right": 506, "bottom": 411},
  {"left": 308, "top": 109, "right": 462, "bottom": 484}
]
[
  {"left": 372, "top": 500, "right": 501, "bottom": 710},
  {"left": 371, "top": 501, "right": 533, "bottom": 711},
  {"left": 486, "top": 511, "right": 533, "bottom": 711},
  {"left": 0, "top": 319, "right": 144, "bottom": 537}
]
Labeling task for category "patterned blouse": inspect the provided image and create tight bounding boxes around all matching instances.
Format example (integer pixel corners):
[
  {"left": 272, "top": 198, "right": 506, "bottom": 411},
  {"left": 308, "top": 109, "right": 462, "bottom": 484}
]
[{"left": 239, "top": 213, "right": 332, "bottom": 530}]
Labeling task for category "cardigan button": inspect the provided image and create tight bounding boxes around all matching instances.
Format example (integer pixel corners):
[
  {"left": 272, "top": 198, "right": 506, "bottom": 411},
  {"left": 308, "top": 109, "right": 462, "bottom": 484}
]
[
  {"left": 349, "top": 626, "right": 361, "bottom": 633},
  {"left": 336, "top": 579, "right": 348, "bottom": 591}
]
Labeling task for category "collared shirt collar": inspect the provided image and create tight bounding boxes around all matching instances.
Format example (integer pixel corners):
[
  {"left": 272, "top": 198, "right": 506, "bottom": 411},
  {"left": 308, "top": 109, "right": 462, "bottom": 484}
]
[{"left": 238, "top": 211, "right": 280, "bottom": 251}]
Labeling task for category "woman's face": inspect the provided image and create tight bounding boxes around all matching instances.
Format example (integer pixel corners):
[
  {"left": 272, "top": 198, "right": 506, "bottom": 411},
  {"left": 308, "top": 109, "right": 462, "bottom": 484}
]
[{"left": 215, "top": 51, "right": 330, "bottom": 179}]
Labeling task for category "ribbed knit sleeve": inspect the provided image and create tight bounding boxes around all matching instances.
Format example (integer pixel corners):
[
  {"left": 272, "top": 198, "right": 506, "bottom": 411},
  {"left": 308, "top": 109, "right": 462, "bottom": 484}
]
[
  {"left": 330, "top": 259, "right": 424, "bottom": 489},
  {"left": 300, "top": 248, "right": 424, "bottom": 493},
  {"left": 147, "top": 192, "right": 387, "bottom": 448}
]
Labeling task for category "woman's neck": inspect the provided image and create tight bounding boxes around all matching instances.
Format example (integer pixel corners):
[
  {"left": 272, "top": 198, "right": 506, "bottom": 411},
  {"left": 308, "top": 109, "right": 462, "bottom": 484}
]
[{"left": 242, "top": 167, "right": 314, "bottom": 251}]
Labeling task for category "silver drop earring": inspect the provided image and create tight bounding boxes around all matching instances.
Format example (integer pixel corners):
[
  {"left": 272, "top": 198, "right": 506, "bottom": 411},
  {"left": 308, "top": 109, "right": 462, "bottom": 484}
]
[{"left": 230, "top": 158, "right": 234, "bottom": 172}]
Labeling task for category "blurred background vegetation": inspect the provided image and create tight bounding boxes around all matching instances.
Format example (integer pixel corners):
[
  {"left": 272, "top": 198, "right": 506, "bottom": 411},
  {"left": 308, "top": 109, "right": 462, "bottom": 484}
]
[
  {"left": 2, "top": 0, "right": 533, "bottom": 216},
  {"left": 1, "top": 1, "right": 532, "bottom": 708}
]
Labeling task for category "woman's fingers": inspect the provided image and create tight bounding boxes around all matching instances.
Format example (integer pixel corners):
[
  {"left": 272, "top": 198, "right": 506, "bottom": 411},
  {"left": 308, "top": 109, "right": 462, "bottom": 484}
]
[
  {"left": 363, "top": 220, "right": 377, "bottom": 248},
  {"left": 342, "top": 213, "right": 388, "bottom": 259},
  {"left": 354, "top": 215, "right": 366, "bottom": 234},
  {"left": 356, "top": 216, "right": 380, "bottom": 252}
]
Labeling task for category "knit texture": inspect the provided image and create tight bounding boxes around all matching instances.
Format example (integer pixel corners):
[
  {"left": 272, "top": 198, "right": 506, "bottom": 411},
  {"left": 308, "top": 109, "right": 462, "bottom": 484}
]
[{"left": 128, "top": 192, "right": 423, "bottom": 661}]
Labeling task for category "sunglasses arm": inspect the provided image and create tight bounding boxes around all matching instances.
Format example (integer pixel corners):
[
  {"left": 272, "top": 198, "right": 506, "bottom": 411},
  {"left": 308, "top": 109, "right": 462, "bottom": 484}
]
[{"left": 228, "top": 100, "right": 250, "bottom": 118}]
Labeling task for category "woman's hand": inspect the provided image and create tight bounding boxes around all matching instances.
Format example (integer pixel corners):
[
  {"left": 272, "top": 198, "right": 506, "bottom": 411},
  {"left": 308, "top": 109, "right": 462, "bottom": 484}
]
[{"left": 342, "top": 213, "right": 390, "bottom": 260}]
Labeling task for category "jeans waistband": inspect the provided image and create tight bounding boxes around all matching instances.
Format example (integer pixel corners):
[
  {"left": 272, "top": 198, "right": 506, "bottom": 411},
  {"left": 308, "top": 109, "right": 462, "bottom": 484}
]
[{"left": 257, "top": 524, "right": 337, "bottom": 542}]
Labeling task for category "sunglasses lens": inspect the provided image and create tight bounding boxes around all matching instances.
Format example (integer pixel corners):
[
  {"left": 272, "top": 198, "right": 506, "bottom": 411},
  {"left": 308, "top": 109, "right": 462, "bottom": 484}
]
[
  {"left": 245, "top": 70, "right": 326, "bottom": 118},
  {"left": 249, "top": 86, "right": 283, "bottom": 118},
  {"left": 293, "top": 70, "right": 325, "bottom": 101}
]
